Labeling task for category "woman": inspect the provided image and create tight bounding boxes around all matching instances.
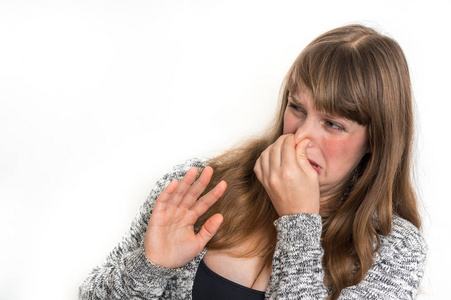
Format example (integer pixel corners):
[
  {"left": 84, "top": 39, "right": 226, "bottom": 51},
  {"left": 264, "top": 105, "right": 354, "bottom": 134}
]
[{"left": 79, "top": 24, "right": 426, "bottom": 299}]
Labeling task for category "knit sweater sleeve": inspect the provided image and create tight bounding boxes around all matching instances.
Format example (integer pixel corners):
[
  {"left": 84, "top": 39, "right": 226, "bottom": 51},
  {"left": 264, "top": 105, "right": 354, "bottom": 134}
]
[
  {"left": 266, "top": 213, "right": 427, "bottom": 300},
  {"left": 267, "top": 213, "right": 327, "bottom": 299},
  {"left": 78, "top": 158, "right": 207, "bottom": 300},
  {"left": 338, "top": 217, "right": 427, "bottom": 299}
]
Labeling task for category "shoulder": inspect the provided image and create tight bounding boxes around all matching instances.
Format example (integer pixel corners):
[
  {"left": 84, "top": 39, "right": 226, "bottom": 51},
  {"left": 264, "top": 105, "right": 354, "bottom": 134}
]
[
  {"left": 161, "top": 157, "right": 209, "bottom": 180},
  {"left": 147, "top": 157, "right": 208, "bottom": 194},
  {"left": 343, "top": 217, "right": 428, "bottom": 298},
  {"left": 385, "top": 216, "right": 426, "bottom": 251},
  {"left": 131, "top": 157, "right": 210, "bottom": 230},
  {"left": 376, "top": 216, "right": 427, "bottom": 263},
  {"left": 153, "top": 157, "right": 209, "bottom": 187}
]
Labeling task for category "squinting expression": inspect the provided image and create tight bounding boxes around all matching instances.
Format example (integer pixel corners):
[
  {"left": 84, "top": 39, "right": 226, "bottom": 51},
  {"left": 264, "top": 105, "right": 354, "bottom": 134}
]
[{"left": 283, "top": 88, "right": 370, "bottom": 197}]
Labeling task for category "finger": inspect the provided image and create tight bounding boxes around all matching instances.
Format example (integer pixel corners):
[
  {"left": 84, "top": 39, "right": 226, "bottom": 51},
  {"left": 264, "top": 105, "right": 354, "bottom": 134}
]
[
  {"left": 196, "top": 213, "right": 223, "bottom": 248},
  {"left": 152, "top": 179, "right": 178, "bottom": 213},
  {"left": 254, "top": 156, "right": 263, "bottom": 182},
  {"left": 191, "top": 180, "right": 227, "bottom": 218},
  {"left": 269, "top": 135, "right": 288, "bottom": 169},
  {"left": 178, "top": 166, "right": 214, "bottom": 209},
  {"left": 295, "top": 139, "right": 315, "bottom": 174},
  {"left": 281, "top": 134, "right": 297, "bottom": 167},
  {"left": 258, "top": 148, "right": 270, "bottom": 178},
  {"left": 167, "top": 167, "right": 198, "bottom": 207},
  {"left": 259, "top": 136, "right": 284, "bottom": 178}
]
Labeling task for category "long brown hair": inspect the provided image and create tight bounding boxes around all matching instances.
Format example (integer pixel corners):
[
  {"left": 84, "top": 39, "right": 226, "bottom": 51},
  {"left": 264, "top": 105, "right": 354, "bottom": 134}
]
[{"left": 195, "top": 24, "right": 421, "bottom": 299}]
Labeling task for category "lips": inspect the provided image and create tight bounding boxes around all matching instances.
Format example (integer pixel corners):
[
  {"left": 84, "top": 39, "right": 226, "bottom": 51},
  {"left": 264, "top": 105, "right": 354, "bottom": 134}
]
[{"left": 308, "top": 159, "right": 321, "bottom": 174}]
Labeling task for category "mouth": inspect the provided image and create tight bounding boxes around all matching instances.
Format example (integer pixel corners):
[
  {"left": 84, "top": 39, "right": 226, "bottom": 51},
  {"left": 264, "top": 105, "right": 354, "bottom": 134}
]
[{"left": 308, "top": 159, "right": 321, "bottom": 174}]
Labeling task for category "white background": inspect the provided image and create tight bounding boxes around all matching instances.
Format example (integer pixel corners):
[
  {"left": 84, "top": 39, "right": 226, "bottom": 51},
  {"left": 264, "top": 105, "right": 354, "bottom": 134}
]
[{"left": 1, "top": 0, "right": 449, "bottom": 299}]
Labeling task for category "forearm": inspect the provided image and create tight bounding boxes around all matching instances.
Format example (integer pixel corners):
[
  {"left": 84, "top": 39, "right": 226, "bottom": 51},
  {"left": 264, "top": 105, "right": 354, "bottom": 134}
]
[
  {"left": 79, "top": 246, "right": 179, "bottom": 299},
  {"left": 79, "top": 173, "right": 173, "bottom": 299},
  {"left": 79, "top": 158, "right": 208, "bottom": 299},
  {"left": 78, "top": 201, "right": 175, "bottom": 299},
  {"left": 267, "top": 213, "right": 327, "bottom": 299}
]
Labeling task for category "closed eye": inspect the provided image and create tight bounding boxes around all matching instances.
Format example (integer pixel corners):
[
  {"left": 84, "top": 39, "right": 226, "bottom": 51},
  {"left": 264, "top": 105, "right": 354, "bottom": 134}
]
[
  {"left": 325, "top": 120, "right": 344, "bottom": 131},
  {"left": 288, "top": 103, "right": 306, "bottom": 114}
]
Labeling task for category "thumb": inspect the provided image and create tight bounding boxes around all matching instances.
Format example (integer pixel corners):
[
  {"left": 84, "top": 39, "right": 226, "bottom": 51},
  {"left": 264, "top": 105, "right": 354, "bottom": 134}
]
[{"left": 196, "top": 213, "right": 223, "bottom": 247}]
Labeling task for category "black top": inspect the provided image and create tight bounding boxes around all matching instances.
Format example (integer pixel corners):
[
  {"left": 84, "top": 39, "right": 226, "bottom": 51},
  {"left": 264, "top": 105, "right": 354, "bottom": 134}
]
[{"left": 192, "top": 259, "right": 266, "bottom": 300}]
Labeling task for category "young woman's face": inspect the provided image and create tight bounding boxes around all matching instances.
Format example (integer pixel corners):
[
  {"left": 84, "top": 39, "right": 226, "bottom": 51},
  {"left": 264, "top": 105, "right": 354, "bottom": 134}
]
[{"left": 283, "top": 88, "right": 369, "bottom": 197}]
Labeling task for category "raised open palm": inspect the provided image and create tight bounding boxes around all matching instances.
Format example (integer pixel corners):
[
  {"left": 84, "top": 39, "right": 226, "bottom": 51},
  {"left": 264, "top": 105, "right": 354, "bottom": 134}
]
[{"left": 144, "top": 166, "right": 226, "bottom": 269}]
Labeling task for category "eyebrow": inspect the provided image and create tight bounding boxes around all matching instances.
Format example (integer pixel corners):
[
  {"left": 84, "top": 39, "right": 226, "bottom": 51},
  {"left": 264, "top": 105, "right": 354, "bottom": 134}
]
[
  {"left": 288, "top": 94, "right": 302, "bottom": 104},
  {"left": 288, "top": 95, "right": 309, "bottom": 111},
  {"left": 288, "top": 94, "right": 352, "bottom": 125}
]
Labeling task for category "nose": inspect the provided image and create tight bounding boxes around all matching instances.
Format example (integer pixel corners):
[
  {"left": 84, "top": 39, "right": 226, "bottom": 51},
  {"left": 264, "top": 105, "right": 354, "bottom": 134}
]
[{"left": 294, "top": 117, "right": 316, "bottom": 146}]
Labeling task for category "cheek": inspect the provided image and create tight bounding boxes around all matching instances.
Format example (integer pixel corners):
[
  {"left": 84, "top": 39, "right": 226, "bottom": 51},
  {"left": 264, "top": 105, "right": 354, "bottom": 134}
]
[
  {"left": 323, "top": 136, "right": 367, "bottom": 168},
  {"left": 322, "top": 138, "right": 344, "bottom": 161},
  {"left": 283, "top": 113, "right": 297, "bottom": 134}
]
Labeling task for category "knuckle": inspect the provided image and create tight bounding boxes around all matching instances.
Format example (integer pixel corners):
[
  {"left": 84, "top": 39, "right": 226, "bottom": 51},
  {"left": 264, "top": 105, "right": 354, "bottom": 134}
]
[
  {"left": 263, "top": 147, "right": 271, "bottom": 156},
  {"left": 174, "top": 190, "right": 184, "bottom": 198},
  {"left": 282, "top": 134, "right": 293, "bottom": 145},
  {"left": 198, "top": 199, "right": 210, "bottom": 211},
  {"left": 298, "top": 152, "right": 308, "bottom": 160},
  {"left": 268, "top": 175, "right": 280, "bottom": 189},
  {"left": 268, "top": 148, "right": 274, "bottom": 157},
  {"left": 278, "top": 134, "right": 288, "bottom": 142},
  {"left": 280, "top": 167, "right": 293, "bottom": 179},
  {"left": 253, "top": 165, "right": 260, "bottom": 176},
  {"left": 187, "top": 189, "right": 199, "bottom": 199}
]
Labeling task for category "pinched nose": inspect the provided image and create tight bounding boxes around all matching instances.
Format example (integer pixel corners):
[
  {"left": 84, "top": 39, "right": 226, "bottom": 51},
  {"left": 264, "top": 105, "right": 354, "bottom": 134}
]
[{"left": 294, "top": 123, "right": 316, "bottom": 148}]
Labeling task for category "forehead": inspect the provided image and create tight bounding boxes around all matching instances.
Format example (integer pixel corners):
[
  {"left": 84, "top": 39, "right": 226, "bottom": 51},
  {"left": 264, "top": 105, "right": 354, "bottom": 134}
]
[
  {"left": 288, "top": 87, "right": 311, "bottom": 101},
  {"left": 288, "top": 88, "right": 327, "bottom": 114}
]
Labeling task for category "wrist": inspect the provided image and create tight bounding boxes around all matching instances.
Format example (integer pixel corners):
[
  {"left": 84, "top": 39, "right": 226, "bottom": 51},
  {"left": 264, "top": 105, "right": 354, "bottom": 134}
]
[{"left": 274, "top": 213, "right": 322, "bottom": 245}]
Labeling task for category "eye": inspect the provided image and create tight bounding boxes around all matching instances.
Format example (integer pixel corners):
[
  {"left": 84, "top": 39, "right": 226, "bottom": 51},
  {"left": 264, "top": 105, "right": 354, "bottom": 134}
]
[
  {"left": 288, "top": 103, "right": 305, "bottom": 114},
  {"left": 289, "top": 103, "right": 299, "bottom": 110},
  {"left": 325, "top": 120, "right": 344, "bottom": 131}
]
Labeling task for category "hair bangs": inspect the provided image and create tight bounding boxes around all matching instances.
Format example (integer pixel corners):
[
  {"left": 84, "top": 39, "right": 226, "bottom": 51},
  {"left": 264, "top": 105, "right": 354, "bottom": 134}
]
[{"left": 286, "top": 42, "right": 371, "bottom": 126}]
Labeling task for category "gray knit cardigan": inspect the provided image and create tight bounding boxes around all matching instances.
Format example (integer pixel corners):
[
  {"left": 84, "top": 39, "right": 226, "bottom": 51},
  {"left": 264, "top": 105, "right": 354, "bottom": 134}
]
[{"left": 79, "top": 158, "right": 427, "bottom": 299}]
